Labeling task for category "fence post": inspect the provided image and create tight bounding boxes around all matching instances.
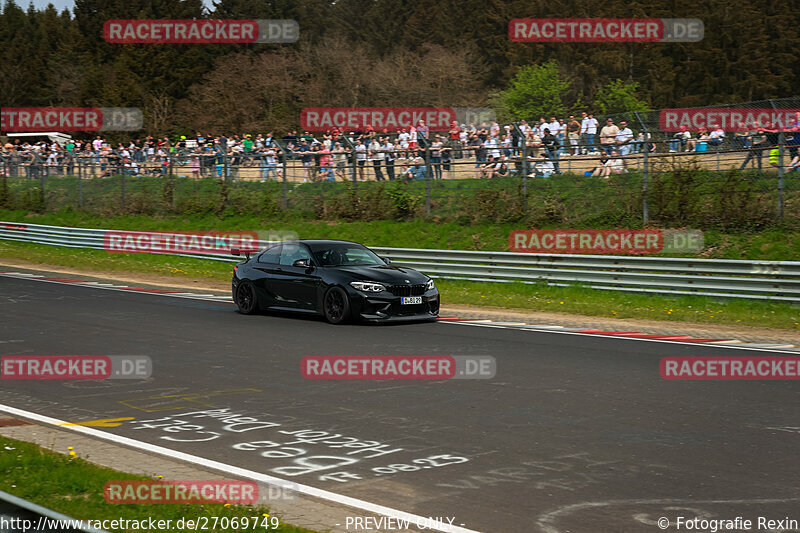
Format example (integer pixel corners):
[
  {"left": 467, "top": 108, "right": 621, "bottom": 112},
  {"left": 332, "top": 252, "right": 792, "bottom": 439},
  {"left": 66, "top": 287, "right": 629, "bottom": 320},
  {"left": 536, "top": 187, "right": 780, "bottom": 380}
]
[
  {"left": 120, "top": 170, "right": 126, "bottom": 211},
  {"left": 777, "top": 131, "right": 785, "bottom": 223},
  {"left": 39, "top": 165, "right": 46, "bottom": 210},
  {"left": 770, "top": 99, "right": 784, "bottom": 222},
  {"left": 425, "top": 145, "right": 431, "bottom": 216},
  {"left": 282, "top": 155, "right": 288, "bottom": 209},
  {"left": 635, "top": 111, "right": 649, "bottom": 225}
]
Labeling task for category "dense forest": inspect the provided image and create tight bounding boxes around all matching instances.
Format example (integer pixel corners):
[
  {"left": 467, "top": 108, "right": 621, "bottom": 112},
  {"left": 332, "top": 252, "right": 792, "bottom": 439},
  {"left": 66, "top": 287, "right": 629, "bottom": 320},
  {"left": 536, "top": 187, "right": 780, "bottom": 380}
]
[{"left": 1, "top": 0, "right": 798, "bottom": 134}]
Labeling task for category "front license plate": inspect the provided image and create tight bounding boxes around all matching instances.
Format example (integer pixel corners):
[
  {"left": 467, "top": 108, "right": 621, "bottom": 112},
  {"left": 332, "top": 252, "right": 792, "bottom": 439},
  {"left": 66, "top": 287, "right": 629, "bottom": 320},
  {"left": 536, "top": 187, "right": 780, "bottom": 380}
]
[{"left": 401, "top": 296, "right": 422, "bottom": 305}]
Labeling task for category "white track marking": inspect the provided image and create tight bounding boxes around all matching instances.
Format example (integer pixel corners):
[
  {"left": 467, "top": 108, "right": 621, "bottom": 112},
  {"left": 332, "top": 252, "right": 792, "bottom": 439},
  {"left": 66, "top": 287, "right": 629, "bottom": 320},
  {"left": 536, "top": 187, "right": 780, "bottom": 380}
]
[
  {"left": 0, "top": 404, "right": 479, "bottom": 533},
  {"left": 440, "top": 320, "right": 800, "bottom": 354}
]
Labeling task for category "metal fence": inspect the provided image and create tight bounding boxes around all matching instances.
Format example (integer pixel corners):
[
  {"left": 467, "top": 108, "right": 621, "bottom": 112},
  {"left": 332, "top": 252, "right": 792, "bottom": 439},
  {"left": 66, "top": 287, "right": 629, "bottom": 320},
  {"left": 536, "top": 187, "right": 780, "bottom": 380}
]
[
  {"left": 2, "top": 221, "right": 799, "bottom": 303},
  {"left": 1, "top": 98, "right": 798, "bottom": 225}
]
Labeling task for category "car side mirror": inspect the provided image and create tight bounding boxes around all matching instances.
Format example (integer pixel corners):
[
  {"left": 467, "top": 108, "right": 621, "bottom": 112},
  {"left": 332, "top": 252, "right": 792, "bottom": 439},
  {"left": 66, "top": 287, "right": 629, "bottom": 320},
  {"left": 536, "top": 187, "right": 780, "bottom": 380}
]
[
  {"left": 293, "top": 258, "right": 312, "bottom": 269},
  {"left": 382, "top": 257, "right": 391, "bottom": 265}
]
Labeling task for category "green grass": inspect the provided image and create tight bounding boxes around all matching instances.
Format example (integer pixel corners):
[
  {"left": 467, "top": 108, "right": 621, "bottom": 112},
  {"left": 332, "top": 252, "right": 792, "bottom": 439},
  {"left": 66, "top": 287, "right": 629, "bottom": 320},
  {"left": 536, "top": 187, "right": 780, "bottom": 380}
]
[
  {"left": 2, "top": 240, "right": 797, "bottom": 331},
  {"left": 0, "top": 436, "right": 313, "bottom": 533},
  {"left": 437, "top": 279, "right": 800, "bottom": 331},
  {"left": 2, "top": 208, "right": 800, "bottom": 260}
]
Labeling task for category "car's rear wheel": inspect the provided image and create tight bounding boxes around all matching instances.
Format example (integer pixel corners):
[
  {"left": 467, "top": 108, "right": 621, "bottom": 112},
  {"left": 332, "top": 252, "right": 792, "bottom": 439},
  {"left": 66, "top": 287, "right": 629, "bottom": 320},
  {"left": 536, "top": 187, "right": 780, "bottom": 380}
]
[
  {"left": 323, "top": 286, "right": 351, "bottom": 324},
  {"left": 235, "top": 280, "right": 258, "bottom": 315}
]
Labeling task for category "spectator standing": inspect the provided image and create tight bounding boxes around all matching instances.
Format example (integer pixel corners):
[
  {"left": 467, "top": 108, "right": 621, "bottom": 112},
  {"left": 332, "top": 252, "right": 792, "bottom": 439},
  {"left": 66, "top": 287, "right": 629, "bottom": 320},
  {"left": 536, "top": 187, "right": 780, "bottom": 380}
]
[
  {"left": 354, "top": 139, "right": 367, "bottom": 181},
  {"left": 298, "top": 140, "right": 312, "bottom": 181},
  {"left": 739, "top": 129, "right": 768, "bottom": 170},
  {"left": 369, "top": 138, "right": 384, "bottom": 181},
  {"left": 567, "top": 115, "right": 581, "bottom": 156},
  {"left": 470, "top": 133, "right": 484, "bottom": 178},
  {"left": 581, "top": 112, "right": 599, "bottom": 154},
  {"left": 260, "top": 147, "right": 278, "bottom": 181},
  {"left": 382, "top": 137, "right": 395, "bottom": 180},
  {"left": 615, "top": 121, "right": 634, "bottom": 156},
  {"left": 600, "top": 118, "right": 620, "bottom": 155},
  {"left": 416, "top": 121, "right": 429, "bottom": 140},
  {"left": 332, "top": 142, "right": 348, "bottom": 180},
  {"left": 541, "top": 128, "right": 561, "bottom": 174},
  {"left": 430, "top": 135, "right": 443, "bottom": 179}
]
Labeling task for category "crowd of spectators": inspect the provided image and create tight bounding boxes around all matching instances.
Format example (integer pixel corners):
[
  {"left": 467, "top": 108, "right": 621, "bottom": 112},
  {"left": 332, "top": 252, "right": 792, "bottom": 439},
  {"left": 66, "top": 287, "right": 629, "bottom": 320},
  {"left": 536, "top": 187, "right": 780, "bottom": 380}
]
[{"left": 2, "top": 115, "right": 798, "bottom": 181}]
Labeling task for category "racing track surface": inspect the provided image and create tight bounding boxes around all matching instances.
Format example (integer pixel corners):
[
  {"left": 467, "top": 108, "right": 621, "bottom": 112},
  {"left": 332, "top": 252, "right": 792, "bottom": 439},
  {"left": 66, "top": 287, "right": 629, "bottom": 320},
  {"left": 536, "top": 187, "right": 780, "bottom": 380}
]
[{"left": 1, "top": 274, "right": 799, "bottom": 533}]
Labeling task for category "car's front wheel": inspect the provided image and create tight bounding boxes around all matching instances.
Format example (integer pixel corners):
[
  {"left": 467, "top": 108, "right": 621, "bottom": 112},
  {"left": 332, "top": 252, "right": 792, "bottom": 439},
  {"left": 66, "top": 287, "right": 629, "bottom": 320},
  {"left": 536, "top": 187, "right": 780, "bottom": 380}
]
[
  {"left": 323, "top": 286, "right": 351, "bottom": 324},
  {"left": 235, "top": 280, "right": 258, "bottom": 315}
]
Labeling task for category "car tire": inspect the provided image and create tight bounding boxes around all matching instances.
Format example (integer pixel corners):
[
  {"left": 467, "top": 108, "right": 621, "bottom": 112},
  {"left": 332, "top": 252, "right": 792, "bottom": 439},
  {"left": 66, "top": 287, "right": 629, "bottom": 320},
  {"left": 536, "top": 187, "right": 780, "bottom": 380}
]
[
  {"left": 235, "top": 280, "right": 258, "bottom": 315},
  {"left": 323, "top": 286, "right": 351, "bottom": 324}
]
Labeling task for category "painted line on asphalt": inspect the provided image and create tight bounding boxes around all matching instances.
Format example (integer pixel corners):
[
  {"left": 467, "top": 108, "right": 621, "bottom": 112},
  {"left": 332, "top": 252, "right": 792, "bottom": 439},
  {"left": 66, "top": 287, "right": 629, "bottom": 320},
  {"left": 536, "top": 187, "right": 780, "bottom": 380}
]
[
  {"left": 2, "top": 271, "right": 796, "bottom": 352},
  {"left": 0, "top": 403, "right": 479, "bottom": 533}
]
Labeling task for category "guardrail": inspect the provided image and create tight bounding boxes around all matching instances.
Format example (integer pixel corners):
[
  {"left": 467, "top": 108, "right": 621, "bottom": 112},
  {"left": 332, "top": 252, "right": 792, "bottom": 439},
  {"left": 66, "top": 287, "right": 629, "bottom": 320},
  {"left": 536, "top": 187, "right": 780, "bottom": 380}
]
[
  {"left": 0, "top": 489, "right": 109, "bottom": 533},
  {"left": 1, "top": 221, "right": 798, "bottom": 303}
]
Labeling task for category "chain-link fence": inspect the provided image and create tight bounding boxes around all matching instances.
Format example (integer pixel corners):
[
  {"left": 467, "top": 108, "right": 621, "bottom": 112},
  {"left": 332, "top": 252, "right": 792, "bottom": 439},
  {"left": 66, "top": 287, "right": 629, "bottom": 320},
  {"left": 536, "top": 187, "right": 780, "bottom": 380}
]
[{"left": 1, "top": 98, "right": 798, "bottom": 230}]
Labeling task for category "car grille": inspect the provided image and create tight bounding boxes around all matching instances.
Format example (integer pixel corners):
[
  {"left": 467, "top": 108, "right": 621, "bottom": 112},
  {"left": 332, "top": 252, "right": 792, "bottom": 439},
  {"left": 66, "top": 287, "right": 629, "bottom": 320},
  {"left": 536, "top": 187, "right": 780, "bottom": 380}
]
[{"left": 388, "top": 284, "right": 426, "bottom": 297}]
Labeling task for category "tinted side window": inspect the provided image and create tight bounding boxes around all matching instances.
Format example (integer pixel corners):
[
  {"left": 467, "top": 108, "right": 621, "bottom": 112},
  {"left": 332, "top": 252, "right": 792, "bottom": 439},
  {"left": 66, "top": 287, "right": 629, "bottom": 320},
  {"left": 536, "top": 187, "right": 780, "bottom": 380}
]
[
  {"left": 279, "top": 243, "right": 311, "bottom": 266},
  {"left": 258, "top": 245, "right": 281, "bottom": 264}
]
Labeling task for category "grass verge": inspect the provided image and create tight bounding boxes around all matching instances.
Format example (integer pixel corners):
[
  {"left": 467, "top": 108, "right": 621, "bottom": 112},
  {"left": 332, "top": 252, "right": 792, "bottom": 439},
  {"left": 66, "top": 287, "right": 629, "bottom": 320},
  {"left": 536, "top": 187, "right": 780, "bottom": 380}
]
[
  {"left": 1, "top": 240, "right": 797, "bottom": 331},
  {"left": 1, "top": 208, "right": 799, "bottom": 260},
  {"left": 0, "top": 436, "right": 312, "bottom": 533}
]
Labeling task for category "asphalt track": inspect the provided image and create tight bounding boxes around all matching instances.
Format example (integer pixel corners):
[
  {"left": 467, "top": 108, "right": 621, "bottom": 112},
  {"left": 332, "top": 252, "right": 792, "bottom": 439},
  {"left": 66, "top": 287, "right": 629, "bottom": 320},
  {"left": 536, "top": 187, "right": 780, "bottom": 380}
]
[{"left": 1, "top": 274, "right": 799, "bottom": 533}]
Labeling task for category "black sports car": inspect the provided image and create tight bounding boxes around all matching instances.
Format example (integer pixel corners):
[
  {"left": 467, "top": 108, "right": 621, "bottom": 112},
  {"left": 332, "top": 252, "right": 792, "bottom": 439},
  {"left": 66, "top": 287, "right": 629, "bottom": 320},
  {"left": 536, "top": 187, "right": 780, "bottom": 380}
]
[{"left": 231, "top": 239, "right": 439, "bottom": 323}]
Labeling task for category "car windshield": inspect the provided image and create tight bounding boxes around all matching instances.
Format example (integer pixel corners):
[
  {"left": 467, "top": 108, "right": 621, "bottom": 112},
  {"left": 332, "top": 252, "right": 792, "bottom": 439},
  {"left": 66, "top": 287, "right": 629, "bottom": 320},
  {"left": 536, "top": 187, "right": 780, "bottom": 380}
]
[{"left": 310, "top": 243, "right": 384, "bottom": 267}]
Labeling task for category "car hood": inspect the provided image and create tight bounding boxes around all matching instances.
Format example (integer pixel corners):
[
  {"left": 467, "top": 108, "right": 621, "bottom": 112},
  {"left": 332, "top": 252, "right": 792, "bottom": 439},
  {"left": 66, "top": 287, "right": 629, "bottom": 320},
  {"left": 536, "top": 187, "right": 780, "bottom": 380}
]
[{"left": 335, "top": 264, "right": 430, "bottom": 284}]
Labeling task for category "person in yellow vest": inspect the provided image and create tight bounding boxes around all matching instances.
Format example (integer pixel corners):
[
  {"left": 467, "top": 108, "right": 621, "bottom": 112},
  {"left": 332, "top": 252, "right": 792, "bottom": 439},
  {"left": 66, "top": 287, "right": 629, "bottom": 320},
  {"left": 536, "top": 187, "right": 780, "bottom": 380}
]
[{"left": 769, "top": 144, "right": 780, "bottom": 169}]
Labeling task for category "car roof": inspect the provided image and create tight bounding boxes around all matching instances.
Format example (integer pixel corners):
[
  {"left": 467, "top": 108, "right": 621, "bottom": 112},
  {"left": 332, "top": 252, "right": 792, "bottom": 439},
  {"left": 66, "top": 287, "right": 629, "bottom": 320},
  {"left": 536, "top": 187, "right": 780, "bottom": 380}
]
[{"left": 295, "top": 239, "right": 362, "bottom": 246}]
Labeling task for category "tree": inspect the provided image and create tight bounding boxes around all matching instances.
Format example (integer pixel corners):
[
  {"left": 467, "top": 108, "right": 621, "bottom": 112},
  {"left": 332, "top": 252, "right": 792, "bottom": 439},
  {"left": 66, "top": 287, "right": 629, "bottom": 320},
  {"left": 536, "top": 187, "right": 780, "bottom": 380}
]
[
  {"left": 489, "top": 61, "right": 571, "bottom": 122},
  {"left": 593, "top": 79, "right": 650, "bottom": 116}
]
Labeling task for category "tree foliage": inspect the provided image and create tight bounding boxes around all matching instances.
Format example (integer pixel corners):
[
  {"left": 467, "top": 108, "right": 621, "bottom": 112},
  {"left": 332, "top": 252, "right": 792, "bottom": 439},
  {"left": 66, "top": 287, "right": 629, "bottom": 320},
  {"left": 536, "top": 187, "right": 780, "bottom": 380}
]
[
  {"left": 490, "top": 61, "right": 571, "bottom": 121},
  {"left": 1, "top": 0, "right": 798, "bottom": 133},
  {"left": 593, "top": 80, "right": 650, "bottom": 116}
]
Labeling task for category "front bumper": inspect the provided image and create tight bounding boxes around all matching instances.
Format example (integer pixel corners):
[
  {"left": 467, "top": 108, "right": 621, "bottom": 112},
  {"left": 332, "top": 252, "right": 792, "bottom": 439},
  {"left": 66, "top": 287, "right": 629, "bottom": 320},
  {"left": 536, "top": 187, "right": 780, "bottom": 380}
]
[{"left": 348, "top": 287, "right": 440, "bottom": 322}]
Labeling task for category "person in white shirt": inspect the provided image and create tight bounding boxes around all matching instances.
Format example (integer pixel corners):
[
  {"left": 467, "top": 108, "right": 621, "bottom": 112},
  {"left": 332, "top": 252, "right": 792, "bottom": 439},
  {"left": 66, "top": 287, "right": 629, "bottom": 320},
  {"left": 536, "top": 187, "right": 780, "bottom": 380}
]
[
  {"left": 708, "top": 127, "right": 725, "bottom": 150},
  {"left": 531, "top": 154, "right": 555, "bottom": 178},
  {"left": 580, "top": 112, "right": 599, "bottom": 154},
  {"left": 615, "top": 121, "right": 634, "bottom": 156},
  {"left": 354, "top": 139, "right": 367, "bottom": 181},
  {"left": 592, "top": 150, "right": 626, "bottom": 178},
  {"left": 485, "top": 135, "right": 501, "bottom": 160},
  {"left": 381, "top": 137, "right": 395, "bottom": 180},
  {"left": 397, "top": 129, "right": 410, "bottom": 152},
  {"left": 369, "top": 138, "right": 384, "bottom": 181}
]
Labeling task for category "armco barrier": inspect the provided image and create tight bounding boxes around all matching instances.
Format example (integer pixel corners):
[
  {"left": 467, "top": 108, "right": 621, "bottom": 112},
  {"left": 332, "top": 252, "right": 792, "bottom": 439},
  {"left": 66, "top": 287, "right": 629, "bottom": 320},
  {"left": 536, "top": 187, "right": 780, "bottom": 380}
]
[
  {"left": 1, "top": 222, "right": 798, "bottom": 303},
  {"left": 0, "top": 489, "right": 110, "bottom": 533}
]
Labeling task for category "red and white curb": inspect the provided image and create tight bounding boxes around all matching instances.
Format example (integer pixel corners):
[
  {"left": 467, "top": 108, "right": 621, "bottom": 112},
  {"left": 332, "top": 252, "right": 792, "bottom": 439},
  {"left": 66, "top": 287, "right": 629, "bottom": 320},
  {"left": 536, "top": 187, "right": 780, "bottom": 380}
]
[{"left": 437, "top": 317, "right": 799, "bottom": 351}]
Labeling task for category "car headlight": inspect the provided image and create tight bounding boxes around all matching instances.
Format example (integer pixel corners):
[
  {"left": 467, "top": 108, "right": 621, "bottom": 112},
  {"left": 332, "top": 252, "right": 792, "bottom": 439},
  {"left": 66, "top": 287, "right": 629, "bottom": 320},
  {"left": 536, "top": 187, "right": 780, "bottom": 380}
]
[
  {"left": 350, "top": 281, "right": 386, "bottom": 293},
  {"left": 425, "top": 278, "right": 435, "bottom": 291}
]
